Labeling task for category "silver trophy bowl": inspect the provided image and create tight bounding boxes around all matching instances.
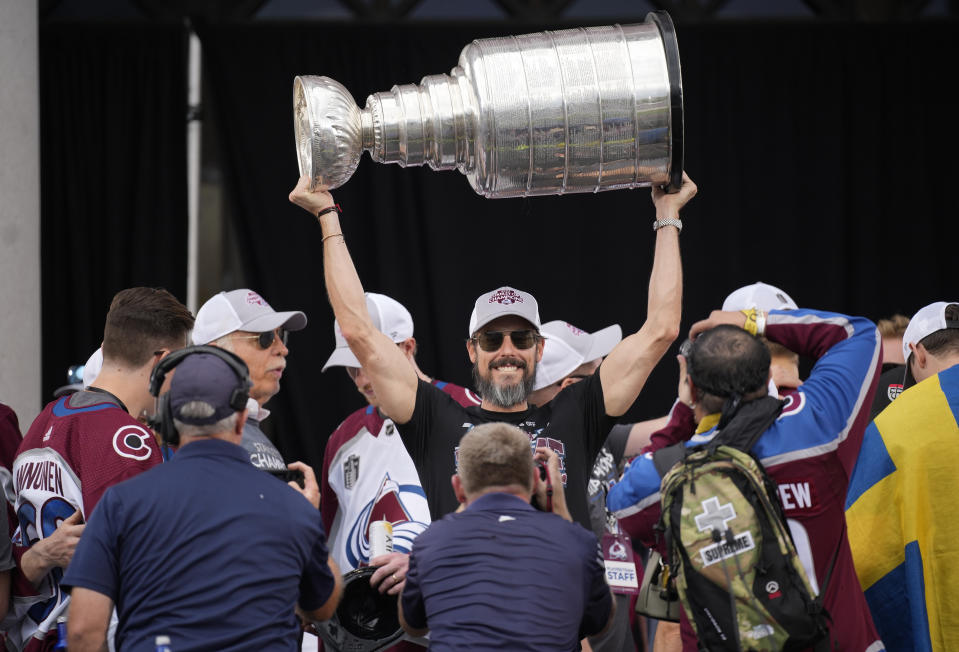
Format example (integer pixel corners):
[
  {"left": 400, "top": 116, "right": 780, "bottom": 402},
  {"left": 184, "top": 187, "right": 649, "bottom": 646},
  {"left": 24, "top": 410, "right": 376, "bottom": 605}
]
[{"left": 294, "top": 10, "right": 683, "bottom": 197}]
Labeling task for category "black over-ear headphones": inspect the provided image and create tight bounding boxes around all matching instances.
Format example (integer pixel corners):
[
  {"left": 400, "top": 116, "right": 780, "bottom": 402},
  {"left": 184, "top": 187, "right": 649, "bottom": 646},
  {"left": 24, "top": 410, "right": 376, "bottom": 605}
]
[{"left": 147, "top": 344, "right": 251, "bottom": 446}]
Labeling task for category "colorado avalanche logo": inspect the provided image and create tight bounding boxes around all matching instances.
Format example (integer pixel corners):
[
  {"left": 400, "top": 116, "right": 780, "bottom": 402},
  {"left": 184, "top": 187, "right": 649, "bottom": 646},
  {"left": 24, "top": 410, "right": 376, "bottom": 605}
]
[
  {"left": 489, "top": 289, "right": 524, "bottom": 305},
  {"left": 565, "top": 322, "right": 586, "bottom": 336},
  {"left": 608, "top": 540, "right": 628, "bottom": 560},
  {"left": 780, "top": 390, "right": 806, "bottom": 416},
  {"left": 345, "top": 474, "right": 428, "bottom": 568},
  {"left": 112, "top": 425, "right": 154, "bottom": 461},
  {"left": 245, "top": 291, "right": 268, "bottom": 307}
]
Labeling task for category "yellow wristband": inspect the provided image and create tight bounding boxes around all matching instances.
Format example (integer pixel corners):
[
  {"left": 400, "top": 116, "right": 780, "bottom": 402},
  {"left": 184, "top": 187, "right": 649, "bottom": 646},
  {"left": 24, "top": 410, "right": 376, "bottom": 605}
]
[{"left": 741, "top": 309, "right": 759, "bottom": 336}]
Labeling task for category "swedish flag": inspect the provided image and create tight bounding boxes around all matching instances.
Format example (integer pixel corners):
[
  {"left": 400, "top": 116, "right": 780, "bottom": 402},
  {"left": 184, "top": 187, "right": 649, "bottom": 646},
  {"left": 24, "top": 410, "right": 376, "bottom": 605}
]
[{"left": 846, "top": 364, "right": 959, "bottom": 652}]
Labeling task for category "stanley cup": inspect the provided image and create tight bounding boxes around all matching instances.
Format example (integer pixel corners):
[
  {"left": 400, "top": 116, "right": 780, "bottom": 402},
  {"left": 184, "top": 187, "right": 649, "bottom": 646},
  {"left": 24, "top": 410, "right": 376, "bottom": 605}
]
[{"left": 294, "top": 11, "right": 683, "bottom": 198}]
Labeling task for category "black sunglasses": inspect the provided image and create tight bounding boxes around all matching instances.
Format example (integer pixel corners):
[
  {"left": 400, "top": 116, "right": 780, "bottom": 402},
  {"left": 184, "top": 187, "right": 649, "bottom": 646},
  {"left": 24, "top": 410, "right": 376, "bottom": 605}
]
[
  {"left": 233, "top": 328, "right": 289, "bottom": 350},
  {"left": 470, "top": 329, "right": 540, "bottom": 352}
]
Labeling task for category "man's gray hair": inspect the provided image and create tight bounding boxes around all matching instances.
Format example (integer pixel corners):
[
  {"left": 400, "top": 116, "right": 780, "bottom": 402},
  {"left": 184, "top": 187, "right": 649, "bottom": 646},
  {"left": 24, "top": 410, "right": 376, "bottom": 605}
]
[{"left": 173, "top": 400, "right": 239, "bottom": 439}]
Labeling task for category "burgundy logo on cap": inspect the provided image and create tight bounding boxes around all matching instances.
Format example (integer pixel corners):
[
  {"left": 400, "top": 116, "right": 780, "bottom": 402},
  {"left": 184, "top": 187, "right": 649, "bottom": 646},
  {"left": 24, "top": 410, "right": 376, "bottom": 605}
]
[
  {"left": 246, "top": 291, "right": 267, "bottom": 306},
  {"left": 489, "top": 289, "right": 524, "bottom": 305},
  {"left": 565, "top": 323, "right": 586, "bottom": 336}
]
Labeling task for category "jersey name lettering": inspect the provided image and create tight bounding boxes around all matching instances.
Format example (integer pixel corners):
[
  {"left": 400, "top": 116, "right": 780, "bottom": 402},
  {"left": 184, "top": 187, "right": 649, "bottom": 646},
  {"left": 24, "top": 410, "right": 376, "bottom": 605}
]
[
  {"left": 16, "top": 460, "right": 64, "bottom": 495},
  {"left": 777, "top": 482, "right": 813, "bottom": 510}
]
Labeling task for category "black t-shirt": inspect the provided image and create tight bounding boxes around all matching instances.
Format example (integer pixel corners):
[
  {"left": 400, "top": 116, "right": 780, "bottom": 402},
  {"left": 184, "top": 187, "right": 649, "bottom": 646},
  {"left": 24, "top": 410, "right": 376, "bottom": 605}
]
[
  {"left": 869, "top": 363, "right": 913, "bottom": 420},
  {"left": 398, "top": 374, "right": 616, "bottom": 530}
]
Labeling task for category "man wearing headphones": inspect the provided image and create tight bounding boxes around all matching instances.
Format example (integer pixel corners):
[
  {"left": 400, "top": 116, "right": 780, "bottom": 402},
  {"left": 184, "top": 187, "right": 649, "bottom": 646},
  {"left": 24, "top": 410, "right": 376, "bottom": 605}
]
[
  {"left": 62, "top": 348, "right": 342, "bottom": 652},
  {"left": 191, "top": 289, "right": 307, "bottom": 472}
]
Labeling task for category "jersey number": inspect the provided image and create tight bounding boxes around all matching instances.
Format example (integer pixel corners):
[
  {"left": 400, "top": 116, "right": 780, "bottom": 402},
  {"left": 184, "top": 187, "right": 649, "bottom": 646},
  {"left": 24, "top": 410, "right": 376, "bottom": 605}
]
[{"left": 17, "top": 497, "right": 77, "bottom": 624}]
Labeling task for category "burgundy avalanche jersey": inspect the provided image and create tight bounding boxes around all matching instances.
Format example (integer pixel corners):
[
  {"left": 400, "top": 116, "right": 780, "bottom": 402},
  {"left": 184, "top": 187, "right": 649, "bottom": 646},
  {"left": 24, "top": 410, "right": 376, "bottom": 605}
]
[
  {"left": 1, "top": 402, "right": 23, "bottom": 533},
  {"left": 608, "top": 309, "right": 885, "bottom": 652},
  {"left": 6, "top": 390, "right": 161, "bottom": 651}
]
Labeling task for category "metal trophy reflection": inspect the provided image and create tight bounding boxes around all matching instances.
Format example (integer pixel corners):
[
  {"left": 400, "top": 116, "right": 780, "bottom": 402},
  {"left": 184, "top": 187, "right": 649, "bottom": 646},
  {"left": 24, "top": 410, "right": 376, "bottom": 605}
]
[{"left": 294, "top": 10, "right": 684, "bottom": 198}]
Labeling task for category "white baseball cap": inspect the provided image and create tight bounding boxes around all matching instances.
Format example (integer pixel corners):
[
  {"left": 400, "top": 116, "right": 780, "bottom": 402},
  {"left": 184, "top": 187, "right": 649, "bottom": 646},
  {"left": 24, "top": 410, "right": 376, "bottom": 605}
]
[
  {"left": 192, "top": 289, "right": 307, "bottom": 345},
  {"left": 722, "top": 282, "right": 798, "bottom": 312},
  {"left": 468, "top": 287, "right": 541, "bottom": 336},
  {"left": 901, "top": 301, "right": 959, "bottom": 364},
  {"left": 533, "top": 320, "right": 622, "bottom": 391},
  {"left": 82, "top": 347, "right": 103, "bottom": 387},
  {"left": 323, "top": 293, "right": 414, "bottom": 371},
  {"left": 53, "top": 347, "right": 103, "bottom": 398}
]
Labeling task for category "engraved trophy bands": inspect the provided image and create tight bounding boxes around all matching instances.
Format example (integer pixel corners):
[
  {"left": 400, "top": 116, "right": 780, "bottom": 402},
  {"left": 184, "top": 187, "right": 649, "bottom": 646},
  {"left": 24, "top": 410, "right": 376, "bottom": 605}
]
[{"left": 294, "top": 10, "right": 683, "bottom": 198}]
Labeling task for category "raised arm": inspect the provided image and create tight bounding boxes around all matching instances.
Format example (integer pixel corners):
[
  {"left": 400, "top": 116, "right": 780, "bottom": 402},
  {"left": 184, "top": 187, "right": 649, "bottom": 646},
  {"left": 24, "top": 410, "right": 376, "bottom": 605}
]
[
  {"left": 289, "top": 175, "right": 418, "bottom": 423},
  {"left": 598, "top": 172, "right": 696, "bottom": 417}
]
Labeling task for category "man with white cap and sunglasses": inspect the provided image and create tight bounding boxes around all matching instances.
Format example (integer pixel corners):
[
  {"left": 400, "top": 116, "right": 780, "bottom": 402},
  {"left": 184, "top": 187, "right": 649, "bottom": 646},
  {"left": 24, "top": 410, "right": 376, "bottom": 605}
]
[
  {"left": 846, "top": 300, "right": 959, "bottom": 652},
  {"left": 318, "top": 292, "right": 479, "bottom": 616},
  {"left": 192, "top": 289, "right": 307, "bottom": 472},
  {"left": 289, "top": 171, "right": 697, "bottom": 533}
]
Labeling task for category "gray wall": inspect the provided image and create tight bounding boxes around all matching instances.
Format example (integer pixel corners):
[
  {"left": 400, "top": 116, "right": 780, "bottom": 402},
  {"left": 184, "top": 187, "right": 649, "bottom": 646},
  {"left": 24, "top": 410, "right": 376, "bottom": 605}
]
[{"left": 0, "top": 1, "right": 42, "bottom": 427}]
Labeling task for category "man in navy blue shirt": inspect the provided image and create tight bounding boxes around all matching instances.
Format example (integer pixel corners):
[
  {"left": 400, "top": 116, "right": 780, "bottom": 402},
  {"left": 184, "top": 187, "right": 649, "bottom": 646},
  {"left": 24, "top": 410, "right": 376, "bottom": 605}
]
[
  {"left": 399, "top": 422, "right": 614, "bottom": 650},
  {"left": 62, "top": 350, "right": 342, "bottom": 651}
]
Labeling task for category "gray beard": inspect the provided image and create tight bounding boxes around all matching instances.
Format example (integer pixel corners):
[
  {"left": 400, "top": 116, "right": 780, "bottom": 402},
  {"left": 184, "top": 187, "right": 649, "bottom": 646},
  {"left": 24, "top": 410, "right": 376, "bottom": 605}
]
[{"left": 472, "top": 360, "right": 536, "bottom": 409}]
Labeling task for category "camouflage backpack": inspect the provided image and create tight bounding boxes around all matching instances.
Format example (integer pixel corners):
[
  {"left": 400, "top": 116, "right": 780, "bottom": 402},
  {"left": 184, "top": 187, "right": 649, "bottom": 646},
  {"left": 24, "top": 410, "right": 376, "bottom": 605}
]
[{"left": 653, "top": 396, "right": 834, "bottom": 651}]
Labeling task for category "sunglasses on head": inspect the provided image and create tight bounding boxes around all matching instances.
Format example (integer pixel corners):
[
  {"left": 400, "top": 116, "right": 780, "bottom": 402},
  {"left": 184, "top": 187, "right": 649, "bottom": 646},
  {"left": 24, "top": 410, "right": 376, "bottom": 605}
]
[
  {"left": 470, "top": 329, "right": 540, "bottom": 352},
  {"left": 233, "top": 328, "right": 288, "bottom": 350}
]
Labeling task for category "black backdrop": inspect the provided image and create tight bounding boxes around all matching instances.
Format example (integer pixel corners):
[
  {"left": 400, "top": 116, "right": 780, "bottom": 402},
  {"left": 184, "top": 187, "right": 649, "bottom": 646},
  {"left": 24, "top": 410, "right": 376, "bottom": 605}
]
[
  {"left": 40, "top": 23, "right": 189, "bottom": 404},
  {"left": 40, "top": 18, "right": 958, "bottom": 475},
  {"left": 196, "top": 19, "right": 958, "bottom": 470}
]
